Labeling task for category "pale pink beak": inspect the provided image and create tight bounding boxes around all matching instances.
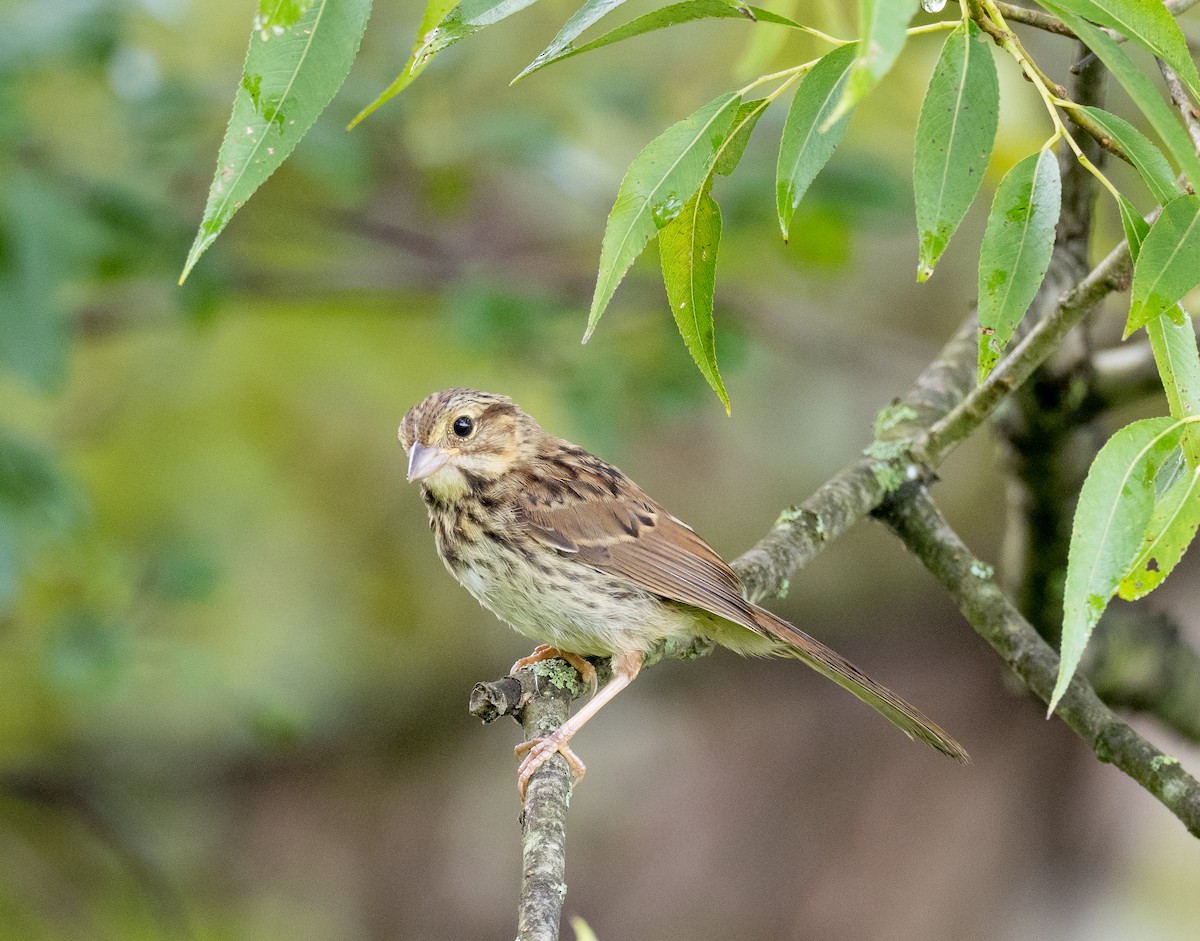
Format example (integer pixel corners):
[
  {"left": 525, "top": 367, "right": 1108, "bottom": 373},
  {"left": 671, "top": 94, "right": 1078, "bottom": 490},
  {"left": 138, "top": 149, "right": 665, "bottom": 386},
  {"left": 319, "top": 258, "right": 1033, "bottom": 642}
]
[{"left": 406, "top": 442, "right": 453, "bottom": 482}]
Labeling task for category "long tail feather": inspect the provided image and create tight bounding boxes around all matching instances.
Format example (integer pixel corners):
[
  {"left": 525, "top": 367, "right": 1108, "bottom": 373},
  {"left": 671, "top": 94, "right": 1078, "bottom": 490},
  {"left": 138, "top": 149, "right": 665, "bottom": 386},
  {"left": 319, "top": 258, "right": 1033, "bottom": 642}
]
[{"left": 752, "top": 606, "right": 970, "bottom": 764}]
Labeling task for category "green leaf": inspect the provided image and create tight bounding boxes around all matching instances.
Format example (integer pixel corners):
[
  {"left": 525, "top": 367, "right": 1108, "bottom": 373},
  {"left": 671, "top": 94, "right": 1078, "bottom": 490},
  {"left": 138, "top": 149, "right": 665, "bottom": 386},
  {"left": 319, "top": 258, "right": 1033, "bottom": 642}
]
[
  {"left": 1038, "top": 1, "right": 1200, "bottom": 186},
  {"left": 913, "top": 19, "right": 999, "bottom": 281},
  {"left": 775, "top": 44, "right": 858, "bottom": 240},
  {"left": 976, "top": 149, "right": 1062, "bottom": 381},
  {"left": 1076, "top": 106, "right": 1182, "bottom": 208},
  {"left": 350, "top": 0, "right": 542, "bottom": 126},
  {"left": 714, "top": 97, "right": 769, "bottom": 176},
  {"left": 585, "top": 92, "right": 741, "bottom": 340},
  {"left": 514, "top": 0, "right": 802, "bottom": 78},
  {"left": 660, "top": 187, "right": 729, "bottom": 412},
  {"left": 514, "top": 0, "right": 632, "bottom": 82},
  {"left": 1045, "top": 0, "right": 1200, "bottom": 104},
  {"left": 1117, "top": 461, "right": 1200, "bottom": 601},
  {"left": 1120, "top": 195, "right": 1200, "bottom": 467},
  {"left": 1116, "top": 192, "right": 1150, "bottom": 258},
  {"left": 1147, "top": 311, "right": 1200, "bottom": 465},
  {"left": 828, "top": 0, "right": 920, "bottom": 125},
  {"left": 1127, "top": 194, "right": 1200, "bottom": 336},
  {"left": 181, "top": 0, "right": 372, "bottom": 282},
  {"left": 1052, "top": 416, "right": 1189, "bottom": 713},
  {"left": 345, "top": 0, "right": 453, "bottom": 127}
]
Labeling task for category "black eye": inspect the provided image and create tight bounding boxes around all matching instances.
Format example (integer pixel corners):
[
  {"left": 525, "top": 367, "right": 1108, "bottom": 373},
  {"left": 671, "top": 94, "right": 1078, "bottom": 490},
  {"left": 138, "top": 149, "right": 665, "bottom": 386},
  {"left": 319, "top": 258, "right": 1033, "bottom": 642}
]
[{"left": 452, "top": 415, "right": 474, "bottom": 438}]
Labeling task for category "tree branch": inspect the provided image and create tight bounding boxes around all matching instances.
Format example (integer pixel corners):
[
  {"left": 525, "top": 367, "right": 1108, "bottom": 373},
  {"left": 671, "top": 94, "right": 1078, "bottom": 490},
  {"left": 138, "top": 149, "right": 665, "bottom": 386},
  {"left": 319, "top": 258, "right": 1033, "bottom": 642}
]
[
  {"left": 470, "top": 670, "right": 576, "bottom": 941},
  {"left": 876, "top": 485, "right": 1200, "bottom": 837},
  {"left": 919, "top": 239, "right": 1131, "bottom": 467}
]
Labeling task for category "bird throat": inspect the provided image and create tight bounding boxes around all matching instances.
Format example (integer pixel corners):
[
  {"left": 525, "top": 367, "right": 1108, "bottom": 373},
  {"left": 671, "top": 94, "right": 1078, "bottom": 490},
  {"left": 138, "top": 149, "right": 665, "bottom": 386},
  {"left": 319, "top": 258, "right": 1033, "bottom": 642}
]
[{"left": 421, "top": 463, "right": 471, "bottom": 504}]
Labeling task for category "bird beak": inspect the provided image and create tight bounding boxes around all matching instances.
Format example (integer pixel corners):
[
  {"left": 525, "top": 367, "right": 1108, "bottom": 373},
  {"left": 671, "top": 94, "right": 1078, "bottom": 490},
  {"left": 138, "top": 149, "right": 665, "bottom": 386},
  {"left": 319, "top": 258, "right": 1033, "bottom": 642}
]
[{"left": 406, "top": 442, "right": 453, "bottom": 482}]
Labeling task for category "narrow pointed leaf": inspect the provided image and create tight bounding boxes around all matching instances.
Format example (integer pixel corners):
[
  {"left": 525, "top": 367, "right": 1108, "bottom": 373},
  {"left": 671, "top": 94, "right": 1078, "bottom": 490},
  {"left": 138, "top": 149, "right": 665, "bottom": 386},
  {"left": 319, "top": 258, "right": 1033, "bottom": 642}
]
[
  {"left": 1052, "top": 416, "right": 1187, "bottom": 713},
  {"left": 714, "top": 97, "right": 769, "bottom": 176},
  {"left": 660, "top": 187, "right": 729, "bottom": 411},
  {"left": 1127, "top": 194, "right": 1200, "bottom": 335},
  {"left": 515, "top": 0, "right": 803, "bottom": 78},
  {"left": 344, "top": 0, "right": 452, "bottom": 128},
  {"left": 514, "top": 0, "right": 632, "bottom": 82},
  {"left": 1148, "top": 311, "right": 1200, "bottom": 466},
  {"left": 775, "top": 44, "right": 857, "bottom": 240},
  {"left": 349, "top": 0, "right": 539, "bottom": 126},
  {"left": 1117, "top": 462, "right": 1200, "bottom": 601},
  {"left": 1079, "top": 106, "right": 1182, "bottom": 207},
  {"left": 181, "top": 0, "right": 373, "bottom": 282},
  {"left": 913, "top": 19, "right": 999, "bottom": 281},
  {"left": 827, "top": 0, "right": 919, "bottom": 125},
  {"left": 1038, "top": 1, "right": 1200, "bottom": 185},
  {"left": 1046, "top": 0, "right": 1200, "bottom": 103},
  {"left": 976, "top": 149, "right": 1061, "bottom": 381},
  {"left": 1121, "top": 194, "right": 1200, "bottom": 467},
  {"left": 586, "top": 92, "right": 741, "bottom": 340}
]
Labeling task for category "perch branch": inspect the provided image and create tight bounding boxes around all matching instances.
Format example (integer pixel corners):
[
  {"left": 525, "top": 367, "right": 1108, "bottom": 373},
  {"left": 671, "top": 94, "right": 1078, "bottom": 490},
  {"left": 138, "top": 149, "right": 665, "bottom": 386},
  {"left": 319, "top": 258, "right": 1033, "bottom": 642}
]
[{"left": 471, "top": 672, "right": 576, "bottom": 941}]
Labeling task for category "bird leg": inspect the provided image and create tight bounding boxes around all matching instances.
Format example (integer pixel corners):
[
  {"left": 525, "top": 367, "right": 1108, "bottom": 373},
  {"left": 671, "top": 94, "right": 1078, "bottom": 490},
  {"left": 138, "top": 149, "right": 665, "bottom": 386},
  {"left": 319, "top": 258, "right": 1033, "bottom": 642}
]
[
  {"left": 515, "top": 650, "right": 643, "bottom": 800},
  {"left": 511, "top": 644, "right": 598, "bottom": 699}
]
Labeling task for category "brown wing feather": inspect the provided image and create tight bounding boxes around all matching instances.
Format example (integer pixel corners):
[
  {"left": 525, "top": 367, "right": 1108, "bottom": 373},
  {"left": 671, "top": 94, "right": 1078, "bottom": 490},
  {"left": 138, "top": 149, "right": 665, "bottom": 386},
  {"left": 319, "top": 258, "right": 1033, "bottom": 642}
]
[{"left": 516, "top": 445, "right": 765, "bottom": 633}]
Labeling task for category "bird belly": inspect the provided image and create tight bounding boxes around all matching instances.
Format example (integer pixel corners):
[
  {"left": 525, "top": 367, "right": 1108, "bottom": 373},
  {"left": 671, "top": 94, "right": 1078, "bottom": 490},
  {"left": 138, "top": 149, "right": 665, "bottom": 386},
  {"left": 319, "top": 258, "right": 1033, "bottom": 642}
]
[{"left": 448, "top": 541, "right": 683, "bottom": 658}]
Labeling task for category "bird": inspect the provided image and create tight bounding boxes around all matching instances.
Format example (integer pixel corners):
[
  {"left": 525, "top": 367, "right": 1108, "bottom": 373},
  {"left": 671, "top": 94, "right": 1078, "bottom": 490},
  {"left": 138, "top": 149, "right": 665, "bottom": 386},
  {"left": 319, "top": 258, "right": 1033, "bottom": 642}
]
[{"left": 399, "top": 388, "right": 968, "bottom": 797}]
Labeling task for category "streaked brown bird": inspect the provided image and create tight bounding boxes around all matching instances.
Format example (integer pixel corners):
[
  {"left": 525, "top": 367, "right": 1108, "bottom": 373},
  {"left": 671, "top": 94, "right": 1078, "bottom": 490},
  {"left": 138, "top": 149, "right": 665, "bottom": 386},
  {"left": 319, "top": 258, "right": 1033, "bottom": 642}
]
[{"left": 399, "top": 389, "right": 968, "bottom": 797}]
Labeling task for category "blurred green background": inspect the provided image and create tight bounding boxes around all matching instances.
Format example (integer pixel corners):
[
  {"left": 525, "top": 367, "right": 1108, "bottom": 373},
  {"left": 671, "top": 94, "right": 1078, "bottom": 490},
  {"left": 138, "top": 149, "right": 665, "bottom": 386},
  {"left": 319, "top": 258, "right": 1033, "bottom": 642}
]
[{"left": 1, "top": 0, "right": 1198, "bottom": 938}]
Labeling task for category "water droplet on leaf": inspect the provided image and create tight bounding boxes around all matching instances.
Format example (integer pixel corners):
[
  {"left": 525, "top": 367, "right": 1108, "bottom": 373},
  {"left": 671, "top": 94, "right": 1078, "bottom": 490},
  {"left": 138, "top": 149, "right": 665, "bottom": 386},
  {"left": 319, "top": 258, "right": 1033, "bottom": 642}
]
[{"left": 650, "top": 194, "right": 684, "bottom": 229}]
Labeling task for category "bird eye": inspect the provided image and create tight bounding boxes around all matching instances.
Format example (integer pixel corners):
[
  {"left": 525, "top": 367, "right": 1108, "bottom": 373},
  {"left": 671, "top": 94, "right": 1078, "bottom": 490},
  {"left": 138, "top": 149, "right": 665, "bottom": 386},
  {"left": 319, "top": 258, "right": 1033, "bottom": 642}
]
[{"left": 452, "top": 415, "right": 474, "bottom": 438}]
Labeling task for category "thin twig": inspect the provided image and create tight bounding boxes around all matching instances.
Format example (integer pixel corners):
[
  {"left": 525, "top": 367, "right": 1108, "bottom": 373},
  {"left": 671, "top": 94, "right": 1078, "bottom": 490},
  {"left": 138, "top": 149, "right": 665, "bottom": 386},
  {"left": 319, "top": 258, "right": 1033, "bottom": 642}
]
[
  {"left": 993, "top": 1, "right": 1075, "bottom": 37},
  {"left": 1159, "top": 59, "right": 1200, "bottom": 156},
  {"left": 919, "top": 239, "right": 1132, "bottom": 467}
]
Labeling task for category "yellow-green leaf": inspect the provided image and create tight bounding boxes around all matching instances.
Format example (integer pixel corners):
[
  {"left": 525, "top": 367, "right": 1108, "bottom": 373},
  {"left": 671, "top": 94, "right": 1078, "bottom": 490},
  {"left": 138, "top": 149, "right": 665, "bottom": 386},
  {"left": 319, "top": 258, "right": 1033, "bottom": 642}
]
[
  {"left": 660, "top": 187, "right": 729, "bottom": 412},
  {"left": 977, "top": 149, "right": 1061, "bottom": 381},
  {"left": 586, "top": 92, "right": 741, "bottom": 340},
  {"left": 1127, "top": 194, "right": 1200, "bottom": 336},
  {"left": 914, "top": 19, "right": 999, "bottom": 281},
  {"left": 181, "top": 0, "right": 373, "bottom": 282},
  {"left": 1052, "top": 416, "right": 1189, "bottom": 713}
]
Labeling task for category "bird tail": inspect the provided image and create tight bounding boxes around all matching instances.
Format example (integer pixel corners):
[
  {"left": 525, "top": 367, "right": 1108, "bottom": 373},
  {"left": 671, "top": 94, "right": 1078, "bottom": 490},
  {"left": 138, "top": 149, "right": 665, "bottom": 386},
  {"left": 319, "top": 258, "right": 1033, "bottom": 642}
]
[{"left": 751, "top": 606, "right": 970, "bottom": 764}]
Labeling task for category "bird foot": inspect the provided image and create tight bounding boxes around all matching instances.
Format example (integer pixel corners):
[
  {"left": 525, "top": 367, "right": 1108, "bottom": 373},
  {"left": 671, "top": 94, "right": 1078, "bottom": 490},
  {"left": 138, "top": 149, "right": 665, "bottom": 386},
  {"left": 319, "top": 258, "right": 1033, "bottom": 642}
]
[
  {"left": 515, "top": 735, "right": 587, "bottom": 800},
  {"left": 511, "top": 645, "right": 598, "bottom": 699}
]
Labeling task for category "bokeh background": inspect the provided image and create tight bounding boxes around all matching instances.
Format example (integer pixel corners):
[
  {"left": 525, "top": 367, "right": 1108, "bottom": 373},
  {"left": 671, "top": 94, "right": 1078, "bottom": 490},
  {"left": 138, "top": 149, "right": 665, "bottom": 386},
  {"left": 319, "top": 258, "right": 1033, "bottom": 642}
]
[{"left": 2, "top": 0, "right": 1199, "bottom": 938}]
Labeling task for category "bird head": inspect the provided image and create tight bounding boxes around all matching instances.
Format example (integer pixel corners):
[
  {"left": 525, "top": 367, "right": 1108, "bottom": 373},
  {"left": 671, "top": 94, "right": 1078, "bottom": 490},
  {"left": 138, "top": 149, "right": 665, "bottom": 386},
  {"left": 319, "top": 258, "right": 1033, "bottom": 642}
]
[{"left": 398, "top": 389, "right": 534, "bottom": 500}]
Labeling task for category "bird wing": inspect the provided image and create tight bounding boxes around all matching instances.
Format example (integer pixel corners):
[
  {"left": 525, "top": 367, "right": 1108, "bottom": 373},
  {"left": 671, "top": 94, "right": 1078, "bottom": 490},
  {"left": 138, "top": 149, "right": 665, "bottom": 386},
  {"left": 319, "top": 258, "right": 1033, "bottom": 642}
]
[
  {"left": 514, "top": 447, "right": 970, "bottom": 764},
  {"left": 514, "top": 452, "right": 766, "bottom": 633}
]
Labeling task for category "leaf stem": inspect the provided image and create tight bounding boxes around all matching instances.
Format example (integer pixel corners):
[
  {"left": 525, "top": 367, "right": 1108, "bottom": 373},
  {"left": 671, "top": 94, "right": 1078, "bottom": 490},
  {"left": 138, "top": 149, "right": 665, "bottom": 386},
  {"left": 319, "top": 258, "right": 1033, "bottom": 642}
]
[
  {"left": 980, "top": 0, "right": 1123, "bottom": 204},
  {"left": 907, "top": 20, "right": 965, "bottom": 37},
  {"left": 737, "top": 57, "right": 821, "bottom": 96}
]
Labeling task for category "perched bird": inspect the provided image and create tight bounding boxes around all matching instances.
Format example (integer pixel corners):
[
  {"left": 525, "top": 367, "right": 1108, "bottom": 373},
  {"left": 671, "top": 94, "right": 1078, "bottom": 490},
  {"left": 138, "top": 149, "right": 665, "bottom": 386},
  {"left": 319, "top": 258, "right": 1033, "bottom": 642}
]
[{"left": 399, "top": 388, "right": 968, "bottom": 796}]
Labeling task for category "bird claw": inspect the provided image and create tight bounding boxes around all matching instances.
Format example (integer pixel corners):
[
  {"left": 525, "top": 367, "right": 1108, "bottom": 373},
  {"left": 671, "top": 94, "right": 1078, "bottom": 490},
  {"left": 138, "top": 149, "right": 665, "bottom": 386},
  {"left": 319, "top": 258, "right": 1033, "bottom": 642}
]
[
  {"left": 515, "top": 736, "right": 587, "bottom": 800},
  {"left": 511, "top": 645, "right": 599, "bottom": 699}
]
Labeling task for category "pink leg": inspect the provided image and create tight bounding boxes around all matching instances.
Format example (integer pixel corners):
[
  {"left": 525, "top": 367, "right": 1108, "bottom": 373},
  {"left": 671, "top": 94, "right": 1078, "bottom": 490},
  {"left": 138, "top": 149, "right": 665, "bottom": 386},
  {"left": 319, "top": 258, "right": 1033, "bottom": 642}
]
[
  {"left": 516, "top": 650, "right": 643, "bottom": 800},
  {"left": 511, "top": 644, "right": 598, "bottom": 699}
]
